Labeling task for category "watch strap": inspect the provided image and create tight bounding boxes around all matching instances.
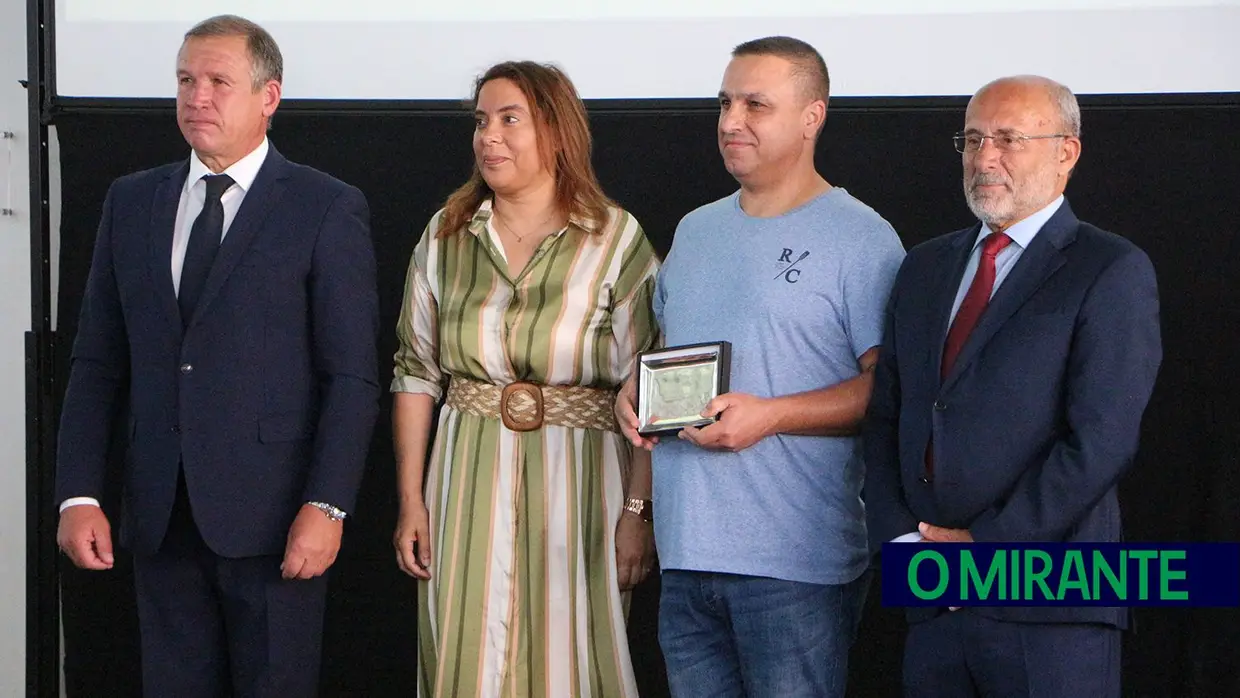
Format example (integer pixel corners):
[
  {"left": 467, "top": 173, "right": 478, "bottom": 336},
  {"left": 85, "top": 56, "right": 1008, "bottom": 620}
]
[{"left": 307, "top": 501, "right": 348, "bottom": 522}]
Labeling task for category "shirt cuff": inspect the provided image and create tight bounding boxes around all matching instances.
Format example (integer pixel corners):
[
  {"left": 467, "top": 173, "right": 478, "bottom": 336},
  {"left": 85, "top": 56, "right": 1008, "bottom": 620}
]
[
  {"left": 889, "top": 531, "right": 923, "bottom": 543},
  {"left": 60, "top": 497, "right": 102, "bottom": 513}
]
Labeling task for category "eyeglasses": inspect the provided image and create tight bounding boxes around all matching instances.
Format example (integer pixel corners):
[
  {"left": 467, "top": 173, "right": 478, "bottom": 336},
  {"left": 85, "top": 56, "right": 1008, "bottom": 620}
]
[{"left": 953, "top": 131, "right": 1069, "bottom": 154}]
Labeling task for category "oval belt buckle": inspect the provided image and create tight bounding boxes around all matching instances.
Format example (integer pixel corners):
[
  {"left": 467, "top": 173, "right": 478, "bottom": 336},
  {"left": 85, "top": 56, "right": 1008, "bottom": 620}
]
[{"left": 500, "top": 381, "right": 544, "bottom": 432}]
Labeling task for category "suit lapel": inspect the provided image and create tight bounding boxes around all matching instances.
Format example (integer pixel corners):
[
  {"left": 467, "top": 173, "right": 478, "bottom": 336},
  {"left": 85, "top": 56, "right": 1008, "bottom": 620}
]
[
  {"left": 187, "top": 146, "right": 289, "bottom": 329},
  {"left": 926, "top": 225, "right": 983, "bottom": 384},
  {"left": 940, "top": 202, "right": 1079, "bottom": 393},
  {"left": 149, "top": 162, "right": 189, "bottom": 331}
]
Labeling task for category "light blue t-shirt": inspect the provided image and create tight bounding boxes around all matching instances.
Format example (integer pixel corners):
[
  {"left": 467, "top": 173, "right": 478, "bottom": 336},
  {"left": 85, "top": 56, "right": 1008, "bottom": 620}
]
[{"left": 652, "top": 187, "right": 906, "bottom": 585}]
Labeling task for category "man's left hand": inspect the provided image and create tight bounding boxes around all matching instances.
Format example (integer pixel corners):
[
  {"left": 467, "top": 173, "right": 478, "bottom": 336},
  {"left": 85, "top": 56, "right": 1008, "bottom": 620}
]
[
  {"left": 920, "top": 523, "right": 973, "bottom": 611},
  {"left": 679, "top": 392, "right": 776, "bottom": 452},
  {"left": 282, "top": 504, "right": 344, "bottom": 580},
  {"left": 919, "top": 522, "right": 973, "bottom": 543}
]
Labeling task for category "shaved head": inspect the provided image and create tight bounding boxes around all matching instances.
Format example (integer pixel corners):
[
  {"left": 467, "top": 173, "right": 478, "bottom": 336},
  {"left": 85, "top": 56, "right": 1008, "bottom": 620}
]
[{"left": 732, "top": 36, "right": 829, "bottom": 106}]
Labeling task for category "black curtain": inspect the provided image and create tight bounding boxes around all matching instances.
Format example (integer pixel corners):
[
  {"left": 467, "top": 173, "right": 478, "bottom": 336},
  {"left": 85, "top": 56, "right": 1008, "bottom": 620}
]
[{"left": 51, "top": 100, "right": 1239, "bottom": 697}]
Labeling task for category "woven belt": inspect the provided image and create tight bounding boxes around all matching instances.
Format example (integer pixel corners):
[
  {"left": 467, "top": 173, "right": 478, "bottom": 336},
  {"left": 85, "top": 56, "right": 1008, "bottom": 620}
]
[{"left": 446, "top": 375, "right": 619, "bottom": 433}]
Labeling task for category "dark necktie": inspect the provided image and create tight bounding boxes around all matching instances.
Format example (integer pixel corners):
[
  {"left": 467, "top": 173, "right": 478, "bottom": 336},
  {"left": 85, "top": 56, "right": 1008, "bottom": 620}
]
[
  {"left": 925, "top": 231, "right": 1013, "bottom": 481},
  {"left": 179, "top": 173, "right": 234, "bottom": 329}
]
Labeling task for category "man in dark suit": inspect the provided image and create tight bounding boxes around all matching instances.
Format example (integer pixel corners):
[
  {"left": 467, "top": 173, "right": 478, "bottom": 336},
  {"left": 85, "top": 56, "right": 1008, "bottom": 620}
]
[
  {"left": 863, "top": 75, "right": 1162, "bottom": 697},
  {"left": 55, "top": 15, "right": 380, "bottom": 697}
]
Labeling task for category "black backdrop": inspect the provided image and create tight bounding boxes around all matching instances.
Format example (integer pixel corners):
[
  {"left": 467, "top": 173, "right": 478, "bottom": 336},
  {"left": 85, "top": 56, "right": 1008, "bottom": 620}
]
[{"left": 50, "top": 99, "right": 1239, "bottom": 697}]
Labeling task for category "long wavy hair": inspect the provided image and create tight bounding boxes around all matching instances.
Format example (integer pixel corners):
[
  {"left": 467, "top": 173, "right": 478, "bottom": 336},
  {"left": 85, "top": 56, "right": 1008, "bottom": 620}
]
[{"left": 437, "top": 61, "right": 613, "bottom": 238}]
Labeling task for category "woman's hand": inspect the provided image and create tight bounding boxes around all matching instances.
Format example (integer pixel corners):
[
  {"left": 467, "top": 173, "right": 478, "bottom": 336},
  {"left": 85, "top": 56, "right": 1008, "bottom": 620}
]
[
  {"left": 615, "top": 376, "right": 659, "bottom": 451},
  {"left": 615, "top": 511, "right": 655, "bottom": 591},
  {"left": 394, "top": 499, "right": 433, "bottom": 579}
]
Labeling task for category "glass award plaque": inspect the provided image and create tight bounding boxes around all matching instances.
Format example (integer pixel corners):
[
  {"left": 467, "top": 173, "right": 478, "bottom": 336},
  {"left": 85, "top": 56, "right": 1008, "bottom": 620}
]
[{"left": 635, "top": 341, "right": 731, "bottom": 435}]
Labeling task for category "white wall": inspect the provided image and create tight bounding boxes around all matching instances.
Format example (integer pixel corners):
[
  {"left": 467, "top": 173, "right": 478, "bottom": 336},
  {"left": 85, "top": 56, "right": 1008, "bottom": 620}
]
[
  {"left": 52, "top": 2, "right": 1240, "bottom": 99},
  {"left": 0, "top": 0, "right": 33, "bottom": 694}
]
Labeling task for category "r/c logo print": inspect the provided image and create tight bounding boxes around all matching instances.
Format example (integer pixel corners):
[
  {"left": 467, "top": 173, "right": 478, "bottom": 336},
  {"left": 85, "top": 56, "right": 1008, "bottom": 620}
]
[{"left": 775, "top": 248, "right": 809, "bottom": 283}]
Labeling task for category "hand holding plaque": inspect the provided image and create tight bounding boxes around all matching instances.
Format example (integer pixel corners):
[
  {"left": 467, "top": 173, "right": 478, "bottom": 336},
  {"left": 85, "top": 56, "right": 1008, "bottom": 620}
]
[{"left": 635, "top": 341, "right": 731, "bottom": 435}]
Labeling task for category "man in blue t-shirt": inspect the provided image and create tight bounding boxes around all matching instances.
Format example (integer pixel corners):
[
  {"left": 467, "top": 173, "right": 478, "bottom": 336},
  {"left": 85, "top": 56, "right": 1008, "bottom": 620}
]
[{"left": 615, "top": 36, "right": 905, "bottom": 698}]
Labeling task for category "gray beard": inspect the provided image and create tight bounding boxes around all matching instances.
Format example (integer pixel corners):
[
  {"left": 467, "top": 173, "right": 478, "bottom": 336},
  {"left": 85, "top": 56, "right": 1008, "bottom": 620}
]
[{"left": 965, "top": 189, "right": 1014, "bottom": 228}]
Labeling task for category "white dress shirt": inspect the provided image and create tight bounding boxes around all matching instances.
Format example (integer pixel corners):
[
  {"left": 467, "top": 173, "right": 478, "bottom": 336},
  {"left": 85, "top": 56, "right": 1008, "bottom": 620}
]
[
  {"left": 171, "top": 137, "right": 269, "bottom": 293},
  {"left": 60, "top": 138, "right": 271, "bottom": 514}
]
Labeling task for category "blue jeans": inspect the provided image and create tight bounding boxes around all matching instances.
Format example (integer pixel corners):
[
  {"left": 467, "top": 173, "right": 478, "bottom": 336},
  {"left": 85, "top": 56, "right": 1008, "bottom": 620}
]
[{"left": 658, "top": 569, "right": 870, "bottom": 698}]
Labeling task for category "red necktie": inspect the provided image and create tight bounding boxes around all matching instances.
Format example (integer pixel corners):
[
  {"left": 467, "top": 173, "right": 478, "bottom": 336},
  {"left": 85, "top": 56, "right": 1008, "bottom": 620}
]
[
  {"left": 941, "top": 232, "right": 1013, "bottom": 378},
  {"left": 924, "top": 231, "right": 1012, "bottom": 481}
]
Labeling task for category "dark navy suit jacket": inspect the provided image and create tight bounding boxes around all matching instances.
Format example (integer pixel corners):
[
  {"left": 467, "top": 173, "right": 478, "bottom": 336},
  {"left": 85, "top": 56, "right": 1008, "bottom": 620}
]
[
  {"left": 864, "top": 200, "right": 1162, "bottom": 628},
  {"left": 56, "top": 145, "right": 381, "bottom": 558}
]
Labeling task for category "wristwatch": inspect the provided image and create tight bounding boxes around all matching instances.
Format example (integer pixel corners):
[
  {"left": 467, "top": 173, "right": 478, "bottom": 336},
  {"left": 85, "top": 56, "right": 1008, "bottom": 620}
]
[
  {"left": 624, "top": 497, "right": 653, "bottom": 523},
  {"left": 307, "top": 501, "right": 348, "bottom": 522}
]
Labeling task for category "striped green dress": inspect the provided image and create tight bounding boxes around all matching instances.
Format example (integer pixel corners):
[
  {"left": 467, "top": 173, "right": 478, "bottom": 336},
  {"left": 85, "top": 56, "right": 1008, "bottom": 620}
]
[{"left": 391, "top": 198, "right": 660, "bottom": 698}]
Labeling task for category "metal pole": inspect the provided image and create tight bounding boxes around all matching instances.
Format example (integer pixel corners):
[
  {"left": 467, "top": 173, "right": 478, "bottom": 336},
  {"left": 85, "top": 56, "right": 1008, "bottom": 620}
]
[{"left": 26, "top": 0, "right": 60, "bottom": 694}]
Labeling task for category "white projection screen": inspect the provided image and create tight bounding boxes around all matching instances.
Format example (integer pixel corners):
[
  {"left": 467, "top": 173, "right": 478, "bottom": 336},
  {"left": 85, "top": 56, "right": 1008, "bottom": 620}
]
[{"left": 53, "top": 1, "right": 1240, "bottom": 101}]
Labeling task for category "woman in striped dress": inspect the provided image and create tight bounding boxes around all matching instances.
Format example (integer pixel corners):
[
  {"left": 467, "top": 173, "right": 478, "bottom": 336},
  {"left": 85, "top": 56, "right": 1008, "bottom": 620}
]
[{"left": 390, "top": 61, "right": 661, "bottom": 698}]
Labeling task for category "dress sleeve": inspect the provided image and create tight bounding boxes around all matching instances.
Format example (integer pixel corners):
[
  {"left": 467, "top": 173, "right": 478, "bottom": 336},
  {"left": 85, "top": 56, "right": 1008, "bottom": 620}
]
[
  {"left": 391, "top": 216, "right": 446, "bottom": 400},
  {"left": 609, "top": 213, "right": 661, "bottom": 384}
]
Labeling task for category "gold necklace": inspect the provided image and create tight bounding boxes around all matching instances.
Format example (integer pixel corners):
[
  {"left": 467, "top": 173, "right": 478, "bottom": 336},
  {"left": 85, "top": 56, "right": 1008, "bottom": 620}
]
[{"left": 495, "top": 207, "right": 557, "bottom": 243}]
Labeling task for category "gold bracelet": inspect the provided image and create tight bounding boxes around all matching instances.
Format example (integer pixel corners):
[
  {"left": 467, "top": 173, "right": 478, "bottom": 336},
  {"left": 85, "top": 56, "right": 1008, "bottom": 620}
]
[{"left": 624, "top": 497, "right": 653, "bottom": 523}]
